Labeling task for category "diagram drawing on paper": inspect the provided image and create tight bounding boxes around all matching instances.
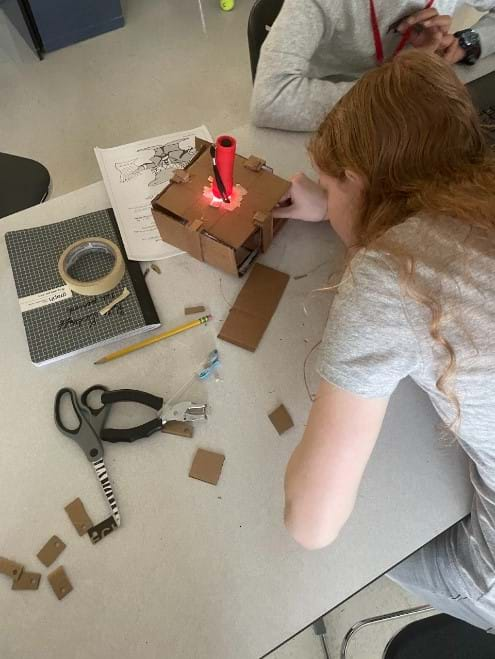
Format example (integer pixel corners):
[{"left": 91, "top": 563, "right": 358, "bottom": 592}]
[
  {"left": 115, "top": 139, "right": 196, "bottom": 187},
  {"left": 95, "top": 125, "right": 212, "bottom": 261}
]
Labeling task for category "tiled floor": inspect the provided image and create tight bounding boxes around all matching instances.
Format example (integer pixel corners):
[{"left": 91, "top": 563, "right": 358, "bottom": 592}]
[
  {"left": 0, "top": 2, "right": 482, "bottom": 657},
  {"left": 269, "top": 575, "right": 429, "bottom": 659},
  {"left": 0, "top": 0, "right": 254, "bottom": 197}
]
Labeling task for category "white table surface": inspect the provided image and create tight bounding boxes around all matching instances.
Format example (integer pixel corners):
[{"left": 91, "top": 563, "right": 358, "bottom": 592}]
[{"left": 4, "top": 54, "right": 494, "bottom": 657}]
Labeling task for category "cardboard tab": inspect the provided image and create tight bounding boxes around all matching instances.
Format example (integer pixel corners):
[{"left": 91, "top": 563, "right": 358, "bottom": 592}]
[
  {"left": 12, "top": 571, "right": 41, "bottom": 591},
  {"left": 189, "top": 449, "right": 225, "bottom": 485},
  {"left": 65, "top": 498, "right": 94, "bottom": 536},
  {"left": 244, "top": 155, "right": 266, "bottom": 172},
  {"left": 218, "top": 263, "right": 289, "bottom": 351},
  {"left": 188, "top": 219, "right": 204, "bottom": 233},
  {"left": 162, "top": 420, "right": 193, "bottom": 438},
  {"left": 268, "top": 405, "right": 294, "bottom": 435},
  {"left": 0, "top": 557, "right": 23, "bottom": 580},
  {"left": 171, "top": 169, "right": 191, "bottom": 184},
  {"left": 37, "top": 535, "right": 66, "bottom": 568},
  {"left": 48, "top": 566, "right": 73, "bottom": 600}
]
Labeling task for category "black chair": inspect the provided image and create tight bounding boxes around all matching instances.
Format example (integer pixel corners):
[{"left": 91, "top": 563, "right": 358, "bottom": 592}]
[
  {"left": 341, "top": 605, "right": 495, "bottom": 658},
  {"left": 0, "top": 152, "right": 50, "bottom": 219},
  {"left": 247, "top": 0, "right": 284, "bottom": 81}
]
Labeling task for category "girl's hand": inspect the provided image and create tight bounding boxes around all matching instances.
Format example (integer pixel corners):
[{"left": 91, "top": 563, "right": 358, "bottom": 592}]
[{"left": 273, "top": 173, "right": 328, "bottom": 222}]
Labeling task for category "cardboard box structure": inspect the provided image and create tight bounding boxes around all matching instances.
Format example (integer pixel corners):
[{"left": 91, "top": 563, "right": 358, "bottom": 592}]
[{"left": 151, "top": 138, "right": 290, "bottom": 276}]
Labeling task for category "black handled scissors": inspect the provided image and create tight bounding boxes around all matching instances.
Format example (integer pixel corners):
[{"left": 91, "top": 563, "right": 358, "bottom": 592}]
[{"left": 54, "top": 385, "right": 121, "bottom": 528}]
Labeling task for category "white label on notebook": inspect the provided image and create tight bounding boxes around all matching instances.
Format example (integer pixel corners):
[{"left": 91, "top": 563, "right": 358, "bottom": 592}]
[{"left": 19, "top": 285, "right": 73, "bottom": 312}]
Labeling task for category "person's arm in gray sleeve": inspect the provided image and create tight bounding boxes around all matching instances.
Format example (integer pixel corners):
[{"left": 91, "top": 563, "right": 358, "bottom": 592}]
[
  {"left": 467, "top": 1, "right": 495, "bottom": 57},
  {"left": 250, "top": 0, "right": 355, "bottom": 132}
]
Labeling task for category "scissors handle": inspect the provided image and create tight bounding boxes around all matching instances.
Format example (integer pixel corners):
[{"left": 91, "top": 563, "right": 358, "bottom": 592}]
[
  {"left": 99, "top": 388, "right": 164, "bottom": 443},
  {"left": 102, "top": 418, "right": 163, "bottom": 443},
  {"left": 54, "top": 388, "right": 104, "bottom": 462},
  {"left": 80, "top": 384, "right": 110, "bottom": 438}
]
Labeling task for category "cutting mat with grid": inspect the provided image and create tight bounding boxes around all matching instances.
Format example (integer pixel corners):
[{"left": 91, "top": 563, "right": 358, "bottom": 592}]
[{"left": 5, "top": 209, "right": 159, "bottom": 365}]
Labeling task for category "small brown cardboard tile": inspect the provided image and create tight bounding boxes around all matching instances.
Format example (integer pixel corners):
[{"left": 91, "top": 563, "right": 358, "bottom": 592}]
[
  {"left": 269, "top": 405, "right": 294, "bottom": 435},
  {"left": 0, "top": 557, "right": 24, "bottom": 580},
  {"left": 189, "top": 449, "right": 225, "bottom": 486},
  {"left": 171, "top": 169, "right": 190, "bottom": 184},
  {"left": 184, "top": 305, "right": 206, "bottom": 315},
  {"left": 65, "top": 498, "right": 94, "bottom": 536},
  {"left": 48, "top": 566, "right": 73, "bottom": 601},
  {"left": 37, "top": 535, "right": 66, "bottom": 568},
  {"left": 244, "top": 155, "right": 266, "bottom": 172},
  {"left": 162, "top": 420, "right": 193, "bottom": 438},
  {"left": 12, "top": 571, "right": 41, "bottom": 591},
  {"left": 218, "top": 264, "right": 290, "bottom": 352}
]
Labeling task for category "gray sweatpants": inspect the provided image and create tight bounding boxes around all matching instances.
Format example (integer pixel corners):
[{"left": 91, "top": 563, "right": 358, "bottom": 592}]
[{"left": 388, "top": 527, "right": 495, "bottom": 633}]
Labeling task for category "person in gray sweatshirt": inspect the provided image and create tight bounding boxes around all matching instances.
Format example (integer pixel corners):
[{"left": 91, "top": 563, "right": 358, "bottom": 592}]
[{"left": 251, "top": 0, "right": 495, "bottom": 131}]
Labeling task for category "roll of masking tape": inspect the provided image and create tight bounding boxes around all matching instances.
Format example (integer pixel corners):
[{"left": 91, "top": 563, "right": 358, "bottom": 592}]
[{"left": 58, "top": 237, "right": 125, "bottom": 296}]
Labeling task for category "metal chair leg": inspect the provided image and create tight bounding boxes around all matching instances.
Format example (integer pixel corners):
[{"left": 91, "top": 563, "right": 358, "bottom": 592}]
[
  {"left": 313, "top": 616, "right": 331, "bottom": 659},
  {"left": 340, "top": 605, "right": 434, "bottom": 659}
]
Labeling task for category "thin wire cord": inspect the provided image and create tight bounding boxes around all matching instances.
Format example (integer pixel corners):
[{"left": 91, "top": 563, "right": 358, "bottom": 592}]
[{"left": 303, "top": 341, "right": 321, "bottom": 402}]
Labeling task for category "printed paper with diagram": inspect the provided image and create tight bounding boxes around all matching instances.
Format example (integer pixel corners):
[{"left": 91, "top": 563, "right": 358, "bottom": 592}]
[{"left": 95, "top": 125, "right": 212, "bottom": 261}]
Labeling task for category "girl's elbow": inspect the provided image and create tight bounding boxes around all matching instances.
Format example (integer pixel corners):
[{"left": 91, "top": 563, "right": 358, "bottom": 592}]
[{"left": 284, "top": 501, "right": 344, "bottom": 550}]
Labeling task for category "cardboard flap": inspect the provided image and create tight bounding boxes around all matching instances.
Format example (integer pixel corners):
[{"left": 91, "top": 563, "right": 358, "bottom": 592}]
[{"left": 218, "top": 264, "right": 289, "bottom": 351}]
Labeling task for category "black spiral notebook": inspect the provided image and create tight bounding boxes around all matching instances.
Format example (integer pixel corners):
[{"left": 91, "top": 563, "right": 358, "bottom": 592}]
[{"left": 5, "top": 208, "right": 160, "bottom": 366}]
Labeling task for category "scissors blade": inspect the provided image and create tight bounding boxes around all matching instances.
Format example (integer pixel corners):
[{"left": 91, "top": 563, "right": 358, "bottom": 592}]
[{"left": 54, "top": 388, "right": 104, "bottom": 463}]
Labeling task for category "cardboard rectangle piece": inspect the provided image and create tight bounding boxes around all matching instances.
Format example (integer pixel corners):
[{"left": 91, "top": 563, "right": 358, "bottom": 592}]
[
  {"left": 37, "top": 535, "right": 66, "bottom": 568},
  {"left": 189, "top": 449, "right": 225, "bottom": 486},
  {"left": 269, "top": 404, "right": 294, "bottom": 435},
  {"left": 48, "top": 566, "right": 73, "bottom": 600},
  {"left": 162, "top": 420, "right": 193, "bottom": 438},
  {"left": 218, "top": 263, "right": 289, "bottom": 351},
  {"left": 12, "top": 571, "right": 41, "bottom": 591},
  {"left": 65, "top": 498, "right": 94, "bottom": 536},
  {"left": 0, "top": 557, "right": 23, "bottom": 580},
  {"left": 184, "top": 305, "right": 206, "bottom": 315}
]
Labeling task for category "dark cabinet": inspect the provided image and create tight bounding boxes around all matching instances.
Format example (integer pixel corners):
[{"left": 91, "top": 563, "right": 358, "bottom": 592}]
[{"left": 2, "top": 0, "right": 124, "bottom": 56}]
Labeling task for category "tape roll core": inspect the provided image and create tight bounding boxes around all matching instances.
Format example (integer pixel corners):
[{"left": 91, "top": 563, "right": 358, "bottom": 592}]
[{"left": 58, "top": 238, "right": 125, "bottom": 296}]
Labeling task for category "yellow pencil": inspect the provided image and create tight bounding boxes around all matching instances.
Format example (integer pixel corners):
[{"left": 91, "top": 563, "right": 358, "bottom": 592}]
[{"left": 94, "top": 314, "right": 212, "bottom": 365}]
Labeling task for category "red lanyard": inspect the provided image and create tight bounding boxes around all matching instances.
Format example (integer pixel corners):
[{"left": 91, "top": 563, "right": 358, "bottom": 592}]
[{"left": 369, "top": 0, "right": 435, "bottom": 65}]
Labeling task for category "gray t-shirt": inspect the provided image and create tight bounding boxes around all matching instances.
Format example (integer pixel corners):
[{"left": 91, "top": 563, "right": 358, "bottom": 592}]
[
  {"left": 318, "top": 214, "right": 495, "bottom": 597},
  {"left": 251, "top": 0, "right": 495, "bottom": 131}
]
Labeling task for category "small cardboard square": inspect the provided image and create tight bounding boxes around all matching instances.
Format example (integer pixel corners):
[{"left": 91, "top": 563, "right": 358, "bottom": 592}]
[
  {"left": 269, "top": 405, "right": 294, "bottom": 435},
  {"left": 189, "top": 449, "right": 225, "bottom": 486},
  {"left": 37, "top": 535, "right": 66, "bottom": 568},
  {"left": 218, "top": 263, "right": 290, "bottom": 351},
  {"left": 48, "top": 566, "right": 73, "bottom": 600},
  {"left": 11, "top": 571, "right": 41, "bottom": 591},
  {"left": 0, "top": 557, "right": 23, "bottom": 580},
  {"left": 65, "top": 498, "right": 94, "bottom": 536}
]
